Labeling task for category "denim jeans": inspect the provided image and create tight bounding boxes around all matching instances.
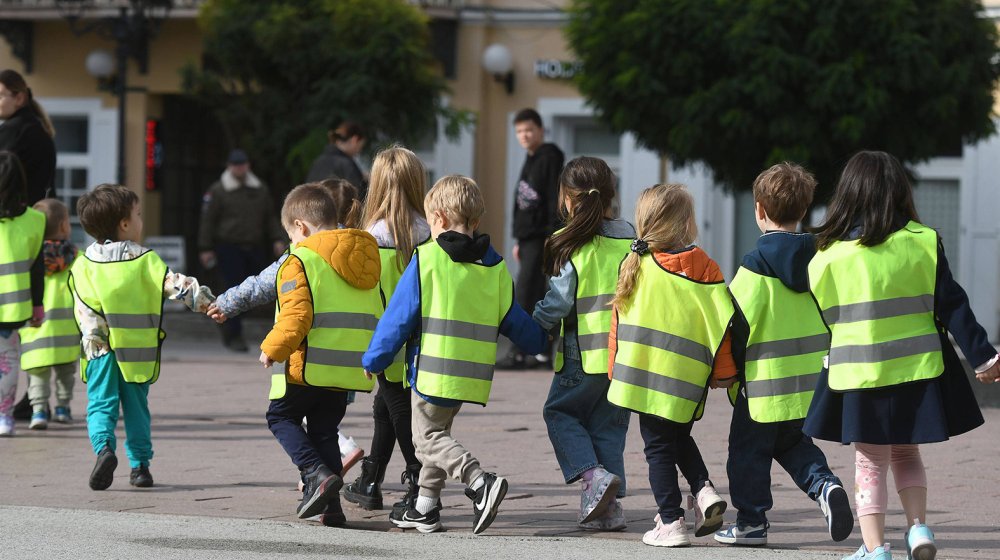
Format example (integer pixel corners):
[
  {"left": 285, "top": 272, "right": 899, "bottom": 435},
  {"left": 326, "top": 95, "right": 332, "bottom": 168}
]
[
  {"left": 639, "top": 413, "right": 712, "bottom": 522},
  {"left": 543, "top": 357, "right": 629, "bottom": 497},
  {"left": 728, "top": 391, "right": 841, "bottom": 526}
]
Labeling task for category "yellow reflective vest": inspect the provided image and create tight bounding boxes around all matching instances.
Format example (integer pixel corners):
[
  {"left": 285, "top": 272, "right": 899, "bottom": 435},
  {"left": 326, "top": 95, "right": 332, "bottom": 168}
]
[
  {"left": 608, "top": 254, "right": 734, "bottom": 423},
  {"left": 20, "top": 262, "right": 81, "bottom": 370},
  {"left": 415, "top": 242, "right": 513, "bottom": 406},
  {"left": 0, "top": 208, "right": 45, "bottom": 323},
  {"left": 808, "top": 221, "right": 943, "bottom": 391}
]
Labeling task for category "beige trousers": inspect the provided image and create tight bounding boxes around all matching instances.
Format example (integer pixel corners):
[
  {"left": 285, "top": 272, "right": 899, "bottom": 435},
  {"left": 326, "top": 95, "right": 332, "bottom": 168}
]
[{"left": 410, "top": 391, "right": 484, "bottom": 498}]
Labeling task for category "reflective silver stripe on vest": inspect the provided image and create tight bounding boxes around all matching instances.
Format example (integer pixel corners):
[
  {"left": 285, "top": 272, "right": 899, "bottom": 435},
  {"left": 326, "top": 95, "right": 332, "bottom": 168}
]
[
  {"left": 823, "top": 295, "right": 934, "bottom": 325},
  {"left": 419, "top": 355, "right": 494, "bottom": 381},
  {"left": 20, "top": 335, "right": 80, "bottom": 353},
  {"left": 746, "top": 372, "right": 821, "bottom": 397},
  {"left": 829, "top": 332, "right": 940, "bottom": 364},
  {"left": 578, "top": 332, "right": 610, "bottom": 352},
  {"left": 307, "top": 348, "right": 366, "bottom": 368},
  {"left": 577, "top": 294, "right": 614, "bottom": 314},
  {"left": 421, "top": 317, "right": 498, "bottom": 344},
  {"left": 616, "top": 324, "right": 713, "bottom": 366},
  {"left": 612, "top": 363, "right": 706, "bottom": 403},
  {"left": 44, "top": 308, "right": 75, "bottom": 321},
  {"left": 115, "top": 347, "right": 160, "bottom": 362},
  {"left": 745, "top": 333, "right": 830, "bottom": 362},
  {"left": 0, "top": 288, "right": 30, "bottom": 305},
  {"left": 0, "top": 259, "right": 33, "bottom": 276},
  {"left": 312, "top": 312, "right": 379, "bottom": 331},
  {"left": 104, "top": 313, "right": 159, "bottom": 330}
]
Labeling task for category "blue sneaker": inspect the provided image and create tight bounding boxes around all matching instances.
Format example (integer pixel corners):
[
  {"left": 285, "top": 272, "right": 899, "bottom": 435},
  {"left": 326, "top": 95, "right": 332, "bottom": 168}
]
[
  {"left": 819, "top": 481, "right": 854, "bottom": 542},
  {"left": 714, "top": 523, "right": 768, "bottom": 546},
  {"left": 29, "top": 410, "right": 48, "bottom": 430},
  {"left": 54, "top": 406, "right": 72, "bottom": 424},
  {"left": 905, "top": 519, "right": 936, "bottom": 560},
  {"left": 843, "top": 543, "right": 893, "bottom": 560}
]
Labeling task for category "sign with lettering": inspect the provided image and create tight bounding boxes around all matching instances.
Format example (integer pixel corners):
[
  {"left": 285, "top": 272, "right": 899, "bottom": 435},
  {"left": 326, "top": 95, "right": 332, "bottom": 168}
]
[
  {"left": 534, "top": 59, "right": 582, "bottom": 80},
  {"left": 144, "top": 236, "right": 186, "bottom": 274}
]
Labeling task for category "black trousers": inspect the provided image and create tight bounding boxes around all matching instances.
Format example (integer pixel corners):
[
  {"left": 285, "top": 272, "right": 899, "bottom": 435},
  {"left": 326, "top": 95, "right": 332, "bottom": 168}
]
[
  {"left": 266, "top": 384, "right": 347, "bottom": 473},
  {"left": 369, "top": 375, "right": 420, "bottom": 469},
  {"left": 515, "top": 236, "right": 547, "bottom": 323},
  {"left": 639, "top": 413, "right": 712, "bottom": 522},
  {"left": 215, "top": 243, "right": 270, "bottom": 339}
]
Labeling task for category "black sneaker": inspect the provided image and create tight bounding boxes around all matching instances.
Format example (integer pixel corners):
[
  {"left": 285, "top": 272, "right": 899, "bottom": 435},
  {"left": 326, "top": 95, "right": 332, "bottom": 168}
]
[
  {"left": 390, "top": 505, "right": 442, "bottom": 533},
  {"left": 297, "top": 464, "right": 343, "bottom": 519},
  {"left": 465, "top": 472, "right": 508, "bottom": 534},
  {"left": 130, "top": 464, "right": 154, "bottom": 488},
  {"left": 89, "top": 445, "right": 118, "bottom": 491},
  {"left": 320, "top": 495, "right": 347, "bottom": 528}
]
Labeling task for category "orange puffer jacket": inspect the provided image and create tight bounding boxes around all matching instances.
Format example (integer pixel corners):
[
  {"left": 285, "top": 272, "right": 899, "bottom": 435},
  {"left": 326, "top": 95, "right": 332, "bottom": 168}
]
[{"left": 260, "top": 228, "right": 381, "bottom": 385}]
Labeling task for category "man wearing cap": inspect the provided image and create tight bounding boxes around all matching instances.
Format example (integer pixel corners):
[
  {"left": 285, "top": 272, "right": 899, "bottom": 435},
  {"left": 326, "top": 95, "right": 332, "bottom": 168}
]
[{"left": 198, "top": 149, "right": 286, "bottom": 352}]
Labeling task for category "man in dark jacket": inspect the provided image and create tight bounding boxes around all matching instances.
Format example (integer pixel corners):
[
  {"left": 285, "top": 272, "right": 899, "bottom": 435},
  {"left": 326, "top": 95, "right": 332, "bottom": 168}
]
[
  {"left": 306, "top": 120, "right": 368, "bottom": 199},
  {"left": 503, "top": 108, "right": 564, "bottom": 369},
  {"left": 198, "top": 149, "right": 286, "bottom": 351}
]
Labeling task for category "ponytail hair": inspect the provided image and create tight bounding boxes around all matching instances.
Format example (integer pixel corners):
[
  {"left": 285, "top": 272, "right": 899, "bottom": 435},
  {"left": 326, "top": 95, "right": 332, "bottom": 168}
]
[
  {"left": 361, "top": 145, "right": 427, "bottom": 272},
  {"left": 0, "top": 70, "right": 54, "bottom": 138},
  {"left": 611, "top": 183, "right": 697, "bottom": 311},
  {"left": 319, "top": 178, "right": 361, "bottom": 228},
  {"left": 542, "top": 156, "right": 617, "bottom": 276},
  {"left": 0, "top": 151, "right": 29, "bottom": 218}
]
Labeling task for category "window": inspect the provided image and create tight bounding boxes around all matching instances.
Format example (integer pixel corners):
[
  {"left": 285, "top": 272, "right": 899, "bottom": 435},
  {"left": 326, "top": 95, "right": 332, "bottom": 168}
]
[{"left": 913, "top": 179, "right": 960, "bottom": 269}]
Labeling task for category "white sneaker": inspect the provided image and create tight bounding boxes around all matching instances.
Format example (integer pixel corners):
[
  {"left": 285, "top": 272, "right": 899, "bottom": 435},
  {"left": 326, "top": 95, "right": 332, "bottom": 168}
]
[
  {"left": 689, "top": 481, "right": 727, "bottom": 537},
  {"left": 338, "top": 434, "right": 364, "bottom": 477},
  {"left": 642, "top": 514, "right": 691, "bottom": 547},
  {"left": 578, "top": 499, "right": 627, "bottom": 531},
  {"left": 0, "top": 414, "right": 14, "bottom": 436}
]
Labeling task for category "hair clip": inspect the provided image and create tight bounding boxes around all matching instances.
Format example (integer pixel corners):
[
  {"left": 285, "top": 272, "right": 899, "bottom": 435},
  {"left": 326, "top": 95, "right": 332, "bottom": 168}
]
[
  {"left": 630, "top": 238, "right": 649, "bottom": 255},
  {"left": 587, "top": 188, "right": 600, "bottom": 195}
]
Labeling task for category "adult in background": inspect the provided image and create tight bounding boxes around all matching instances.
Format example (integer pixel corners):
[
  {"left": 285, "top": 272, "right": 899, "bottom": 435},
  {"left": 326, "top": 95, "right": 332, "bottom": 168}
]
[
  {"left": 198, "top": 149, "right": 285, "bottom": 352},
  {"left": 306, "top": 120, "right": 368, "bottom": 199},
  {"left": 1, "top": 69, "right": 57, "bottom": 423},
  {"left": 502, "top": 108, "right": 564, "bottom": 369}
]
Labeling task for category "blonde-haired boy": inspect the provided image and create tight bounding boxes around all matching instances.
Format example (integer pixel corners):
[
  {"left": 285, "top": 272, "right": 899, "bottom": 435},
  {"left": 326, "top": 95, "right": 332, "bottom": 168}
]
[{"left": 363, "top": 175, "right": 547, "bottom": 534}]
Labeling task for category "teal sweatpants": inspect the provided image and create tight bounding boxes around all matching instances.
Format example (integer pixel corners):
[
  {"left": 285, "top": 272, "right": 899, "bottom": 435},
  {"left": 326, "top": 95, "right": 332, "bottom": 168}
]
[{"left": 86, "top": 352, "right": 152, "bottom": 468}]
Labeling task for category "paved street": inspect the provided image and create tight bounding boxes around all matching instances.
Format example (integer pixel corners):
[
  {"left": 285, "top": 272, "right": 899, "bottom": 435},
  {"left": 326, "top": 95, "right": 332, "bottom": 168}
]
[{"left": 1, "top": 313, "right": 998, "bottom": 559}]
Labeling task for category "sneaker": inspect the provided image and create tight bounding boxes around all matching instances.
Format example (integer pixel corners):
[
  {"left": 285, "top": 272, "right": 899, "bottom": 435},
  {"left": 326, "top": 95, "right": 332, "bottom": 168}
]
[
  {"left": 819, "top": 481, "right": 854, "bottom": 542},
  {"left": 29, "top": 410, "right": 48, "bottom": 430},
  {"left": 496, "top": 351, "right": 525, "bottom": 370},
  {"left": 53, "top": 406, "right": 72, "bottom": 424},
  {"left": 579, "top": 467, "right": 622, "bottom": 524},
  {"left": 390, "top": 505, "right": 442, "bottom": 533},
  {"left": 689, "top": 481, "right": 727, "bottom": 537},
  {"left": 297, "top": 464, "right": 343, "bottom": 519},
  {"left": 905, "top": 519, "right": 936, "bottom": 560},
  {"left": 642, "top": 514, "right": 691, "bottom": 547},
  {"left": 578, "top": 499, "right": 626, "bottom": 531},
  {"left": 338, "top": 436, "right": 364, "bottom": 478},
  {"left": 89, "top": 445, "right": 118, "bottom": 490},
  {"left": 714, "top": 523, "right": 768, "bottom": 546},
  {"left": 464, "top": 472, "right": 508, "bottom": 534},
  {"left": 320, "top": 495, "right": 347, "bottom": 528},
  {"left": 843, "top": 543, "right": 893, "bottom": 560},
  {"left": 0, "top": 414, "right": 15, "bottom": 436},
  {"left": 130, "top": 464, "right": 154, "bottom": 487}
]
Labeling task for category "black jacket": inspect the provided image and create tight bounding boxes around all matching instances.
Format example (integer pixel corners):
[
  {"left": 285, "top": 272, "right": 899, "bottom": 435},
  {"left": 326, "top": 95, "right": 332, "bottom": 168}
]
[
  {"left": 0, "top": 107, "right": 55, "bottom": 204},
  {"left": 512, "top": 143, "right": 564, "bottom": 240},
  {"left": 306, "top": 145, "right": 368, "bottom": 200}
]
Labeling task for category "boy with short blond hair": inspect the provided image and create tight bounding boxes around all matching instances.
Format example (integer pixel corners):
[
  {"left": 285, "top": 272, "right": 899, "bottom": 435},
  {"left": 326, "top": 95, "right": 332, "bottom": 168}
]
[
  {"left": 715, "top": 163, "right": 853, "bottom": 546},
  {"left": 70, "top": 184, "right": 214, "bottom": 490},
  {"left": 363, "top": 175, "right": 547, "bottom": 534},
  {"left": 258, "top": 182, "right": 383, "bottom": 527}
]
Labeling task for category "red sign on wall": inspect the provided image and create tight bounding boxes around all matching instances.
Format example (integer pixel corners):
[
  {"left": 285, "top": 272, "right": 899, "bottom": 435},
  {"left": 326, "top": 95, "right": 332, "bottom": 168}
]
[{"left": 145, "top": 119, "right": 162, "bottom": 191}]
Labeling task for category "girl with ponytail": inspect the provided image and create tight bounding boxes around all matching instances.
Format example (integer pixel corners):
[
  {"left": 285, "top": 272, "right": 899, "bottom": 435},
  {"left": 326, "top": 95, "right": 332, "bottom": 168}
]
[
  {"left": 0, "top": 69, "right": 55, "bottom": 204},
  {"left": 607, "top": 183, "right": 736, "bottom": 548},
  {"left": 532, "top": 156, "right": 635, "bottom": 531}
]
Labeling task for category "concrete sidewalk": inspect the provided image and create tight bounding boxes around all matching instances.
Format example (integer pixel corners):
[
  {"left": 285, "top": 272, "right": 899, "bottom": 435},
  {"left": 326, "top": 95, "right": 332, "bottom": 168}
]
[{"left": 0, "top": 315, "right": 998, "bottom": 559}]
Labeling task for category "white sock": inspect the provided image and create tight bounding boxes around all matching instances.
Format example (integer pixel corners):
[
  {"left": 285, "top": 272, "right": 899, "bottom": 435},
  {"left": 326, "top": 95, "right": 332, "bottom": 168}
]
[
  {"left": 470, "top": 474, "right": 486, "bottom": 491},
  {"left": 415, "top": 495, "right": 437, "bottom": 514}
]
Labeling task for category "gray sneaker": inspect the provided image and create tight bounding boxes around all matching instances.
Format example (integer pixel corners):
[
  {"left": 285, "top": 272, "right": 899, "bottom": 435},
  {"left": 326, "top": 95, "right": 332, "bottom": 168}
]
[
  {"left": 579, "top": 467, "right": 622, "bottom": 524},
  {"left": 578, "top": 499, "right": 626, "bottom": 531}
]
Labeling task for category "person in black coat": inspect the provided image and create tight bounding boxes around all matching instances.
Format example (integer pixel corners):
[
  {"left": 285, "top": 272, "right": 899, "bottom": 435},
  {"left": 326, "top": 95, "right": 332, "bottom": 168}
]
[
  {"left": 306, "top": 120, "right": 368, "bottom": 200},
  {"left": 0, "top": 70, "right": 56, "bottom": 205}
]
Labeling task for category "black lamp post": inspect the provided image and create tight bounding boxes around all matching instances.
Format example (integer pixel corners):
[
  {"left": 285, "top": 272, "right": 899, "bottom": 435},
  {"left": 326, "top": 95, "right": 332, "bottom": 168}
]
[{"left": 56, "top": 0, "right": 172, "bottom": 184}]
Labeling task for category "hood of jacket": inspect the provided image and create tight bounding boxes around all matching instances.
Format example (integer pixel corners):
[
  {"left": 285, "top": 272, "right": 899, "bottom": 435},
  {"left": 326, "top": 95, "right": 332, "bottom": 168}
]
[
  {"left": 742, "top": 231, "right": 816, "bottom": 293},
  {"left": 84, "top": 240, "right": 147, "bottom": 263},
  {"left": 297, "top": 228, "right": 380, "bottom": 290},
  {"left": 220, "top": 169, "right": 262, "bottom": 191}
]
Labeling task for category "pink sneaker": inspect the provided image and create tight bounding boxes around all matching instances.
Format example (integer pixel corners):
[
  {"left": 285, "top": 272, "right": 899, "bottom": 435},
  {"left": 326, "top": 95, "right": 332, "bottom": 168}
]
[
  {"left": 642, "top": 514, "right": 691, "bottom": 547},
  {"left": 689, "top": 481, "right": 727, "bottom": 537}
]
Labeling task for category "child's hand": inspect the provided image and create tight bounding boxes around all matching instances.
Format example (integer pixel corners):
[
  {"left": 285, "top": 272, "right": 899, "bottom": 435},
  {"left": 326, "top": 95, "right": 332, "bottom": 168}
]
[
  {"left": 29, "top": 305, "right": 44, "bottom": 328},
  {"left": 207, "top": 303, "right": 227, "bottom": 324},
  {"left": 711, "top": 376, "right": 736, "bottom": 389},
  {"left": 364, "top": 369, "right": 382, "bottom": 380},
  {"left": 976, "top": 361, "right": 1000, "bottom": 384},
  {"left": 259, "top": 351, "right": 274, "bottom": 368}
]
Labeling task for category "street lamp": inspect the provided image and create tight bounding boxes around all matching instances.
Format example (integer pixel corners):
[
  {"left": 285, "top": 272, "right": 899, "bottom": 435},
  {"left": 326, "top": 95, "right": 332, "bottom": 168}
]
[
  {"left": 482, "top": 43, "right": 515, "bottom": 95},
  {"left": 56, "top": 0, "right": 173, "bottom": 184}
]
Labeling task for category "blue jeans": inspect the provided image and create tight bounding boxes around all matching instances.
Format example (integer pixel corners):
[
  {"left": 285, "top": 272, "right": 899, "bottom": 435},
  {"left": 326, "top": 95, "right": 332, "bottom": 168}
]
[
  {"left": 86, "top": 352, "right": 152, "bottom": 468},
  {"left": 728, "top": 391, "right": 841, "bottom": 526},
  {"left": 543, "top": 357, "right": 629, "bottom": 497},
  {"left": 266, "top": 383, "right": 348, "bottom": 473}
]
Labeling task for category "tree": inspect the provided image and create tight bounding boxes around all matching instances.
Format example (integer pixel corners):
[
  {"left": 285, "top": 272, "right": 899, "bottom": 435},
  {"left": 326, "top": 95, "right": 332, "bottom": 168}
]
[
  {"left": 566, "top": 0, "right": 1000, "bottom": 198},
  {"left": 183, "top": 0, "right": 461, "bottom": 191}
]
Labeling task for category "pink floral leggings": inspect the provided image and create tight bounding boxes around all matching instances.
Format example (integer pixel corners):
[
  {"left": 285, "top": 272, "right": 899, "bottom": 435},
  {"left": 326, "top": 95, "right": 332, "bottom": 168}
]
[
  {"left": 854, "top": 443, "right": 927, "bottom": 516},
  {"left": 0, "top": 332, "right": 19, "bottom": 416}
]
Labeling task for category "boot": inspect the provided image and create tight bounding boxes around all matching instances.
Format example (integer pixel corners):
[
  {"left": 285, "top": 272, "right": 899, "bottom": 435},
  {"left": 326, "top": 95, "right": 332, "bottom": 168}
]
[
  {"left": 342, "top": 457, "right": 386, "bottom": 510},
  {"left": 392, "top": 463, "right": 422, "bottom": 517}
]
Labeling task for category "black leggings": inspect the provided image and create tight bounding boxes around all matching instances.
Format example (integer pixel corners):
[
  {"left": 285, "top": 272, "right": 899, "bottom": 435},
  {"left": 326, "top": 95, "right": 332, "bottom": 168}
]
[
  {"left": 369, "top": 375, "right": 420, "bottom": 469},
  {"left": 639, "top": 413, "right": 712, "bottom": 522}
]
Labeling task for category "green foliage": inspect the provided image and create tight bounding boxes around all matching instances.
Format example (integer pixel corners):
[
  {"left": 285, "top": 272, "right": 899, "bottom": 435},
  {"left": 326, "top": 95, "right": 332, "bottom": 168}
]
[
  {"left": 183, "top": 0, "right": 464, "bottom": 190},
  {"left": 567, "top": 0, "right": 1000, "bottom": 198}
]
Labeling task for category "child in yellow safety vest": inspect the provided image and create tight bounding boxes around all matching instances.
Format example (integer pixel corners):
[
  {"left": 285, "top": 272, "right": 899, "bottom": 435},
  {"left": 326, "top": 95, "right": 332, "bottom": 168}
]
[
  {"left": 0, "top": 152, "right": 44, "bottom": 437},
  {"left": 21, "top": 198, "right": 80, "bottom": 430},
  {"left": 805, "top": 151, "right": 1000, "bottom": 560},
  {"left": 531, "top": 156, "right": 634, "bottom": 531},
  {"left": 607, "top": 183, "right": 736, "bottom": 547}
]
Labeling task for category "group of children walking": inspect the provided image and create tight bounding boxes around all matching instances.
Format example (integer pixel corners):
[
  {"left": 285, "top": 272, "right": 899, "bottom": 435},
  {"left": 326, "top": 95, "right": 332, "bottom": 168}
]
[{"left": 0, "top": 135, "right": 997, "bottom": 560}]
